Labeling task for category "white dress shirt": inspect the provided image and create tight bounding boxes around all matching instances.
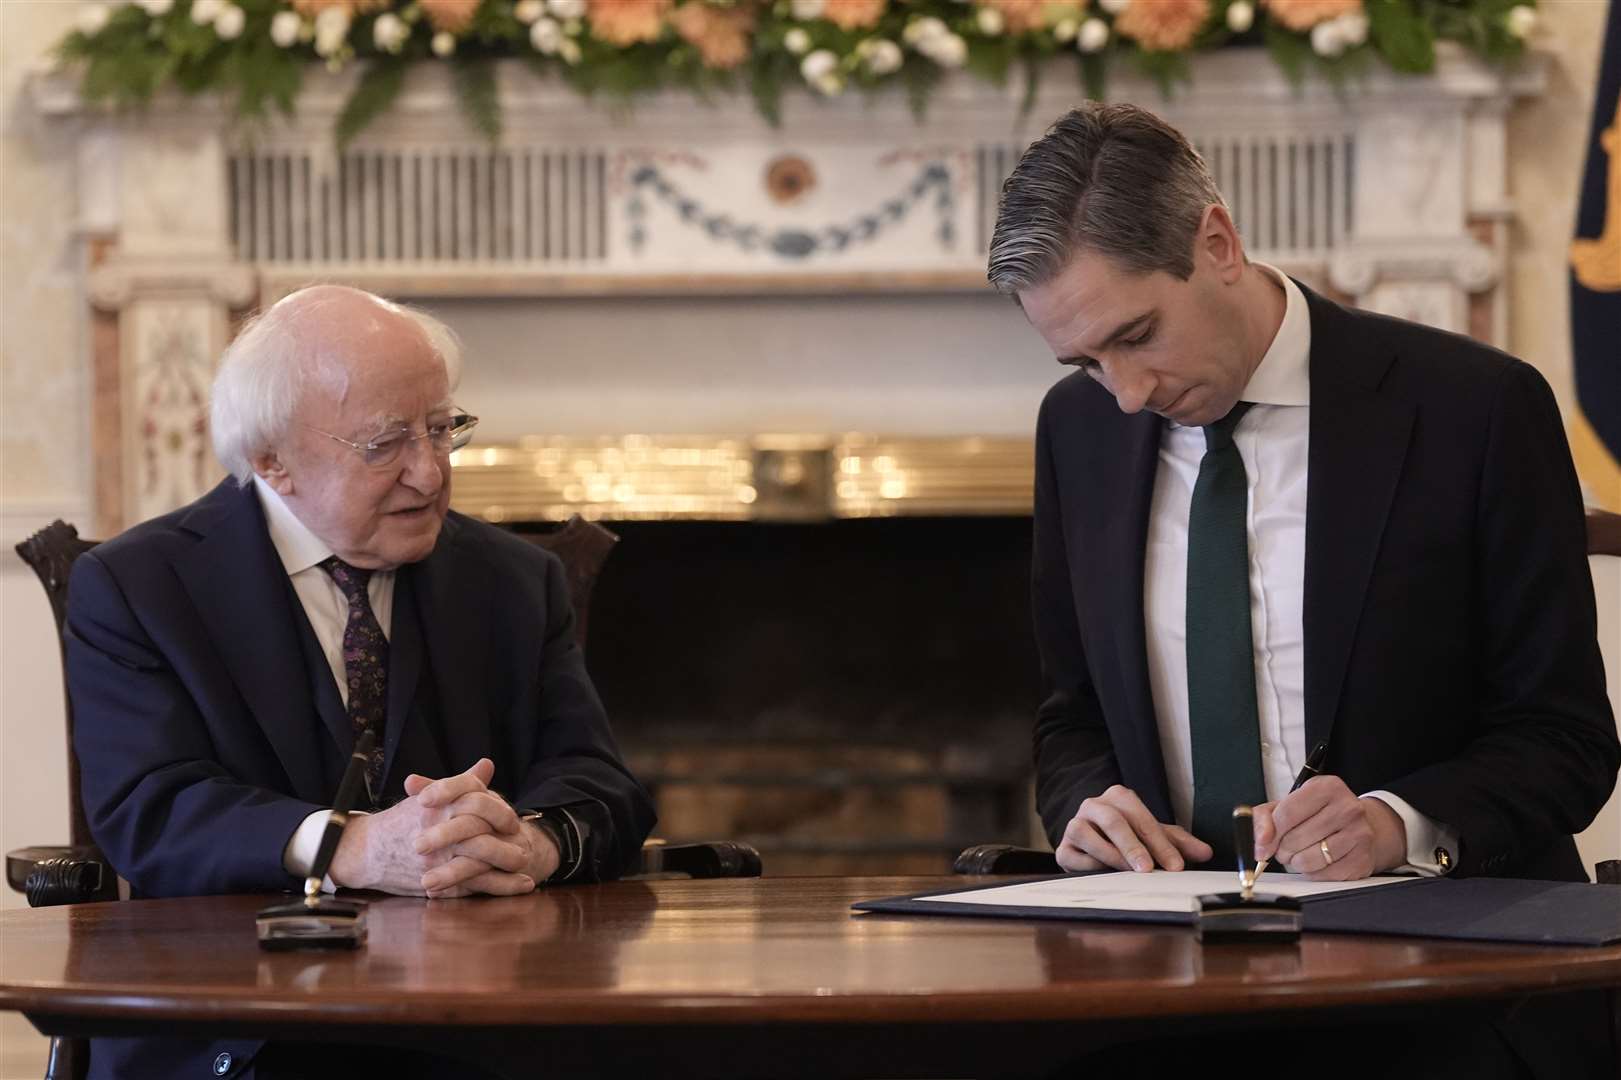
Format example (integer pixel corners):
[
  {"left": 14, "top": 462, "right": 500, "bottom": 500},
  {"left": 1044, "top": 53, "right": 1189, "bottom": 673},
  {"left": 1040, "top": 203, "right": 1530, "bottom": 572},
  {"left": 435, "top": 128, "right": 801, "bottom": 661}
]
[
  {"left": 1141, "top": 265, "right": 1455, "bottom": 875},
  {"left": 253, "top": 477, "right": 390, "bottom": 883}
]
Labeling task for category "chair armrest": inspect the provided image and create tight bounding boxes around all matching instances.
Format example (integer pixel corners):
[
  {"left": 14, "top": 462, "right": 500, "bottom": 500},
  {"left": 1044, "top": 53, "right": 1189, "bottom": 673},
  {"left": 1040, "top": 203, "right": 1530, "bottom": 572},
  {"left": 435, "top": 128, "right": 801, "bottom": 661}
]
[
  {"left": 636, "top": 840, "right": 763, "bottom": 879},
  {"left": 7, "top": 845, "right": 118, "bottom": 907},
  {"left": 953, "top": 844, "right": 1062, "bottom": 875},
  {"left": 1597, "top": 860, "right": 1620, "bottom": 886}
]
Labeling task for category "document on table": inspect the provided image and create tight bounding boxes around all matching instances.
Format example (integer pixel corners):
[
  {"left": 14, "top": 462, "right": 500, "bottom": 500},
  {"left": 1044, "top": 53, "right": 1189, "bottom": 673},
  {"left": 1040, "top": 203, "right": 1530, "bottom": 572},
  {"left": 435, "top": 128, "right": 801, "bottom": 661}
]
[{"left": 912, "top": 871, "right": 1409, "bottom": 914}]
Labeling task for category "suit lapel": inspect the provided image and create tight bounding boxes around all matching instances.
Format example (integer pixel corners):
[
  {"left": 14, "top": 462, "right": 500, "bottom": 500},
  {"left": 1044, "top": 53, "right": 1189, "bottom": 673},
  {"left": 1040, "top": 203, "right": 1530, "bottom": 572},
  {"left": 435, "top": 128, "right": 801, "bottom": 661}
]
[
  {"left": 409, "top": 516, "right": 497, "bottom": 777},
  {"left": 173, "top": 481, "right": 329, "bottom": 803},
  {"left": 1083, "top": 404, "right": 1175, "bottom": 822},
  {"left": 1300, "top": 286, "right": 1416, "bottom": 754},
  {"left": 382, "top": 566, "right": 425, "bottom": 791}
]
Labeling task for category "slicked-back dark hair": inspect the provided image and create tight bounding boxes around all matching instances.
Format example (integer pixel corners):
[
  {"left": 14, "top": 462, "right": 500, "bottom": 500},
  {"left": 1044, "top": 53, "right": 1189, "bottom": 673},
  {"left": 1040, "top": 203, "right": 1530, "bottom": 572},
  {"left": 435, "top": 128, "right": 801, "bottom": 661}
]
[{"left": 988, "top": 103, "right": 1227, "bottom": 294}]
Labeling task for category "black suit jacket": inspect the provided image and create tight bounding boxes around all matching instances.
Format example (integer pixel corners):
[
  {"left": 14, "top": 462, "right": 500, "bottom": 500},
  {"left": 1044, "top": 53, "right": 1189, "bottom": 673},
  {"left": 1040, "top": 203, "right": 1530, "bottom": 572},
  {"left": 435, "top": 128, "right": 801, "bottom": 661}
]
[
  {"left": 66, "top": 480, "right": 657, "bottom": 1079},
  {"left": 67, "top": 479, "right": 655, "bottom": 900},
  {"left": 1032, "top": 283, "right": 1618, "bottom": 881}
]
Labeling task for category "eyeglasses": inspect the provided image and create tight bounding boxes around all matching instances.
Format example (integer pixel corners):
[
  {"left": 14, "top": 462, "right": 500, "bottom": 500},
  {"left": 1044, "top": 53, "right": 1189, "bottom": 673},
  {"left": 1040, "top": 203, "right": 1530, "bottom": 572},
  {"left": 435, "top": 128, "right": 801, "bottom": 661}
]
[{"left": 305, "top": 412, "right": 479, "bottom": 468}]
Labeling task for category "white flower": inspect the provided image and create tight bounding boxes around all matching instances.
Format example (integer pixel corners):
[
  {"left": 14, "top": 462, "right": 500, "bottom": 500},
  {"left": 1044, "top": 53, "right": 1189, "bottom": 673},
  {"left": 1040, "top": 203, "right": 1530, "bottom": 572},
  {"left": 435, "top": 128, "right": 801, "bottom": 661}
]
[
  {"left": 313, "top": 6, "right": 352, "bottom": 57},
  {"left": 514, "top": 0, "right": 546, "bottom": 23},
  {"left": 1505, "top": 5, "right": 1537, "bottom": 39},
  {"left": 784, "top": 27, "right": 812, "bottom": 54},
  {"left": 432, "top": 31, "right": 456, "bottom": 56},
  {"left": 1098, "top": 0, "right": 1130, "bottom": 14},
  {"left": 558, "top": 37, "right": 582, "bottom": 64},
  {"left": 1052, "top": 18, "right": 1077, "bottom": 43},
  {"left": 1310, "top": 18, "right": 1346, "bottom": 56},
  {"left": 811, "top": 72, "right": 845, "bottom": 96},
  {"left": 213, "top": 3, "right": 244, "bottom": 39},
  {"left": 924, "top": 32, "right": 968, "bottom": 67},
  {"left": 800, "top": 48, "right": 839, "bottom": 82},
  {"left": 530, "top": 16, "right": 562, "bottom": 53},
  {"left": 137, "top": 0, "right": 174, "bottom": 16},
  {"left": 1336, "top": 11, "right": 1368, "bottom": 46},
  {"left": 547, "top": 0, "right": 588, "bottom": 18},
  {"left": 269, "top": 10, "right": 302, "bottom": 47},
  {"left": 373, "top": 12, "right": 409, "bottom": 53},
  {"left": 190, "top": 0, "right": 225, "bottom": 25},
  {"left": 860, "top": 38, "right": 903, "bottom": 76},
  {"left": 76, "top": 4, "right": 109, "bottom": 35},
  {"left": 1225, "top": 0, "right": 1253, "bottom": 33},
  {"left": 1077, "top": 16, "right": 1109, "bottom": 52},
  {"left": 903, "top": 17, "right": 947, "bottom": 46},
  {"left": 975, "top": 6, "right": 1005, "bottom": 36},
  {"left": 791, "top": 0, "right": 827, "bottom": 19}
]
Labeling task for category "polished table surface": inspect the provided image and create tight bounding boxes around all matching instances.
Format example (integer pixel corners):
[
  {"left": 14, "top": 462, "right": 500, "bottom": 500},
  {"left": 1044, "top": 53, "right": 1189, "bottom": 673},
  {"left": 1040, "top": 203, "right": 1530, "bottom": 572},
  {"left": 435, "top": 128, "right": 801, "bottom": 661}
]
[{"left": 3, "top": 876, "right": 1619, "bottom": 1075}]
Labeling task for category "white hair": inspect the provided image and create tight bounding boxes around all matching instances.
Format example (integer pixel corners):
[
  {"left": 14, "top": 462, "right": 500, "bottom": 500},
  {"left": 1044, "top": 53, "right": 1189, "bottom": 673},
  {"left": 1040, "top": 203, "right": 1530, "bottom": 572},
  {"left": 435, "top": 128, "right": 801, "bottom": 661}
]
[{"left": 210, "top": 286, "right": 464, "bottom": 483}]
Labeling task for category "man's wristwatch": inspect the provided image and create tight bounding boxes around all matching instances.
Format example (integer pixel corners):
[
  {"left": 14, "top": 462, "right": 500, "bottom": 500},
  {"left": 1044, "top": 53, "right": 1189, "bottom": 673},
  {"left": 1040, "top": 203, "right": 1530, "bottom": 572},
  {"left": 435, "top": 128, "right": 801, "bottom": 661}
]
[{"left": 518, "top": 807, "right": 587, "bottom": 882}]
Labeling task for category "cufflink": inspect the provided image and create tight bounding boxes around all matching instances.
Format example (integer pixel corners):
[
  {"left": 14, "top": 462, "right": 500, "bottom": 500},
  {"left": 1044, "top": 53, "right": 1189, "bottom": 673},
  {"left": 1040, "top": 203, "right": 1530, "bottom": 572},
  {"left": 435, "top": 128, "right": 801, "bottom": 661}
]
[{"left": 1434, "top": 846, "right": 1453, "bottom": 873}]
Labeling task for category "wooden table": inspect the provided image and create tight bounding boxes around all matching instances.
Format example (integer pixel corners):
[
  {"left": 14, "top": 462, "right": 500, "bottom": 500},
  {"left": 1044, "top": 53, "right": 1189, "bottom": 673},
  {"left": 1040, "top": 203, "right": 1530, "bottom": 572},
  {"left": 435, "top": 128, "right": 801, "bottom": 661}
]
[{"left": 3, "top": 876, "right": 1618, "bottom": 1078}]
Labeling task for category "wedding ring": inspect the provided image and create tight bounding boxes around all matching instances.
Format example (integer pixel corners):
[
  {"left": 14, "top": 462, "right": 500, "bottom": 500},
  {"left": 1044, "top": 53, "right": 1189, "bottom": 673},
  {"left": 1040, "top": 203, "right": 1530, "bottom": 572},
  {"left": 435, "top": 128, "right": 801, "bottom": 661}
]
[{"left": 1319, "top": 839, "right": 1334, "bottom": 866}]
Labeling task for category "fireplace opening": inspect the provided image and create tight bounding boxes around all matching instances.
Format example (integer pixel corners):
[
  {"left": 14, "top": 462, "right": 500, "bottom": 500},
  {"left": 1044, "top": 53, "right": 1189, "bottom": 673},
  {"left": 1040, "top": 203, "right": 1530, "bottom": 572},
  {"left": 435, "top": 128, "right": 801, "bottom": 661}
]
[{"left": 515, "top": 516, "right": 1042, "bottom": 875}]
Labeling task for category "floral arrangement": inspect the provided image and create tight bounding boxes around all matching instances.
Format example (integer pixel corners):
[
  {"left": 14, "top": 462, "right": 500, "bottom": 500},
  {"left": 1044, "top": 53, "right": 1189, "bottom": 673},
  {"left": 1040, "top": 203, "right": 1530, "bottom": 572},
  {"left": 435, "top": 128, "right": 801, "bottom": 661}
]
[{"left": 57, "top": 0, "right": 1541, "bottom": 145}]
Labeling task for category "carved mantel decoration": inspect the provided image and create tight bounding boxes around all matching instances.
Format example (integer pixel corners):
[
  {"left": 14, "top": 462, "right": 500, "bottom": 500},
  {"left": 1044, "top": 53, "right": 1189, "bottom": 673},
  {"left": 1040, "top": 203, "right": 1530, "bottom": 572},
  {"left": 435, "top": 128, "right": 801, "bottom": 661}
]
[{"left": 30, "top": 46, "right": 1544, "bottom": 533}]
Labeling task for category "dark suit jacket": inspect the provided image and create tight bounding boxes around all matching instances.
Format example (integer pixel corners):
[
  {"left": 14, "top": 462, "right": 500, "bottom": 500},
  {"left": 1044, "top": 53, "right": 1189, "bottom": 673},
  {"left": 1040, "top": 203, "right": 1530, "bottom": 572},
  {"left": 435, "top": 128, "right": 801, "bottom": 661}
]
[
  {"left": 65, "top": 479, "right": 657, "bottom": 1080},
  {"left": 1032, "top": 282, "right": 1618, "bottom": 882}
]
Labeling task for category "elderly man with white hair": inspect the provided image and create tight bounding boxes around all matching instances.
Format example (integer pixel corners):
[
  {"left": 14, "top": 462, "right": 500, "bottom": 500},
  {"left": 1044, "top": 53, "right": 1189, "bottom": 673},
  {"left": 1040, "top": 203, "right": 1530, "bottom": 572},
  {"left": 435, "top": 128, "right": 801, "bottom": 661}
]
[{"left": 64, "top": 284, "right": 655, "bottom": 1080}]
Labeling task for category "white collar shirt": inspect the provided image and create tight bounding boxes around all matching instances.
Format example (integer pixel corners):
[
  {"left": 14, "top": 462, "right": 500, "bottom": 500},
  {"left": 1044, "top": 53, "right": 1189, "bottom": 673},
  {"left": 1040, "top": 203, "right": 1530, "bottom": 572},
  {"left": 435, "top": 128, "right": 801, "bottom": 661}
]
[
  {"left": 252, "top": 475, "right": 394, "bottom": 709},
  {"left": 1140, "top": 265, "right": 1452, "bottom": 874}
]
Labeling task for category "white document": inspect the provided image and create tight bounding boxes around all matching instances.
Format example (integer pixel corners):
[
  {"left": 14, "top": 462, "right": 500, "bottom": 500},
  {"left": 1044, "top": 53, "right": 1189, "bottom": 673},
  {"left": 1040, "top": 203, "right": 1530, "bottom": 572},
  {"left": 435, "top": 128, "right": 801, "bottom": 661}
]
[{"left": 915, "top": 871, "right": 1408, "bottom": 914}]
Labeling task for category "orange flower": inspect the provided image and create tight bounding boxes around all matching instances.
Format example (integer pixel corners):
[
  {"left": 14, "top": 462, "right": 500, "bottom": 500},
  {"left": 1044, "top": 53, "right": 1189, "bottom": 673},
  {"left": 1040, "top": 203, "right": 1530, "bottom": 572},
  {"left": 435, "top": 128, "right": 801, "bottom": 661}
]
[
  {"left": 1114, "top": 0, "right": 1210, "bottom": 51},
  {"left": 419, "top": 0, "right": 481, "bottom": 34},
  {"left": 671, "top": 2, "right": 757, "bottom": 69},
  {"left": 988, "top": 0, "right": 1086, "bottom": 34},
  {"left": 1262, "top": 0, "right": 1361, "bottom": 31},
  {"left": 587, "top": 0, "right": 674, "bottom": 45},
  {"left": 291, "top": 0, "right": 388, "bottom": 14},
  {"left": 822, "top": 0, "right": 885, "bottom": 32}
]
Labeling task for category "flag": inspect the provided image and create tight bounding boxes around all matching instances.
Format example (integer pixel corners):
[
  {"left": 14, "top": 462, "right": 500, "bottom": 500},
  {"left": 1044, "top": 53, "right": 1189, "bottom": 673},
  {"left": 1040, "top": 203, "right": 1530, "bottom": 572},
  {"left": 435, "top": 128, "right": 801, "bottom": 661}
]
[{"left": 1569, "top": 0, "right": 1621, "bottom": 510}]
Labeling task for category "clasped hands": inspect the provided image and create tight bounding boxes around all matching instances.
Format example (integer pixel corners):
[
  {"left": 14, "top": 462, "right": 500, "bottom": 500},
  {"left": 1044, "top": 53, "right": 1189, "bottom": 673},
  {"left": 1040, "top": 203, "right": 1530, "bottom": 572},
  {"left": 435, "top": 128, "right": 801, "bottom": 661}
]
[
  {"left": 329, "top": 758, "right": 560, "bottom": 898},
  {"left": 1055, "top": 777, "right": 1407, "bottom": 880}
]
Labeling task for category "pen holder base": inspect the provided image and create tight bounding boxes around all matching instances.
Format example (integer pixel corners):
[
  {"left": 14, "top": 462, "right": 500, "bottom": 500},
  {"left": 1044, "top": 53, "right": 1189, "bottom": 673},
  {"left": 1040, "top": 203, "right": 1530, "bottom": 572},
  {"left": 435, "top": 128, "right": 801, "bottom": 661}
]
[
  {"left": 256, "top": 896, "right": 369, "bottom": 951},
  {"left": 1195, "top": 892, "right": 1302, "bottom": 944}
]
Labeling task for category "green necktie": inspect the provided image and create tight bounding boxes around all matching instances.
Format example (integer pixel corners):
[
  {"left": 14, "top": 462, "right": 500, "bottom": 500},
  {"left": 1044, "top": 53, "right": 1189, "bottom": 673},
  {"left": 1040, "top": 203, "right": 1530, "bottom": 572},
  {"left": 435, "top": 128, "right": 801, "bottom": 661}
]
[{"left": 1187, "top": 401, "right": 1265, "bottom": 870}]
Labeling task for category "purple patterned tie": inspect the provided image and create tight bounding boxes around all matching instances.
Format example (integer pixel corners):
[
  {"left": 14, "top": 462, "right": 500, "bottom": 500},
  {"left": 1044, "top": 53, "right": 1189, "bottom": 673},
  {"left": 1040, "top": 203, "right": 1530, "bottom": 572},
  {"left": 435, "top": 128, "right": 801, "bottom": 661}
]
[{"left": 319, "top": 556, "right": 388, "bottom": 799}]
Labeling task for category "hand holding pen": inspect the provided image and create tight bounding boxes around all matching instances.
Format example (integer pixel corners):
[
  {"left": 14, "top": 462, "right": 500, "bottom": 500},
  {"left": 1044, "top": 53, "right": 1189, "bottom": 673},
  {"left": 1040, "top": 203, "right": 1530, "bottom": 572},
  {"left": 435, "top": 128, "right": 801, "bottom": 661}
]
[{"left": 1252, "top": 741, "right": 1409, "bottom": 880}]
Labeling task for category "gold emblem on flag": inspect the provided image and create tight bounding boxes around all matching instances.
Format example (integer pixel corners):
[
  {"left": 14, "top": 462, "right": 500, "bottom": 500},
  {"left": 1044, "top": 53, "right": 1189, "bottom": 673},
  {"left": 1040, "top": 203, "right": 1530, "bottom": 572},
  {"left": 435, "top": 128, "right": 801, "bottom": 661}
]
[{"left": 1571, "top": 91, "right": 1621, "bottom": 293}]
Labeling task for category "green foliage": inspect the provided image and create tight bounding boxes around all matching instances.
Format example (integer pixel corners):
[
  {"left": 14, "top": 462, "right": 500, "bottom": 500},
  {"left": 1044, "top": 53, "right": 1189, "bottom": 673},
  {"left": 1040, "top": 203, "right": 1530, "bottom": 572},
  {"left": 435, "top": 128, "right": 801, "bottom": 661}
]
[
  {"left": 1078, "top": 52, "right": 1107, "bottom": 103},
  {"left": 453, "top": 57, "right": 501, "bottom": 142},
  {"left": 51, "top": 0, "right": 1536, "bottom": 145},
  {"left": 1131, "top": 50, "right": 1193, "bottom": 98},
  {"left": 335, "top": 60, "right": 407, "bottom": 151},
  {"left": 1367, "top": 0, "right": 1438, "bottom": 72},
  {"left": 1262, "top": 19, "right": 1313, "bottom": 86}
]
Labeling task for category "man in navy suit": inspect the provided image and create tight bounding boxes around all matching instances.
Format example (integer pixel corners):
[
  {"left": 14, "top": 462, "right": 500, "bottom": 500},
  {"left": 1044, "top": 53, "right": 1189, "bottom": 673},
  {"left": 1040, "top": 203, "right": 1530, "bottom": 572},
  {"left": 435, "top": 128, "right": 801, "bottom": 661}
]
[
  {"left": 66, "top": 285, "right": 655, "bottom": 1077},
  {"left": 990, "top": 104, "right": 1616, "bottom": 1077}
]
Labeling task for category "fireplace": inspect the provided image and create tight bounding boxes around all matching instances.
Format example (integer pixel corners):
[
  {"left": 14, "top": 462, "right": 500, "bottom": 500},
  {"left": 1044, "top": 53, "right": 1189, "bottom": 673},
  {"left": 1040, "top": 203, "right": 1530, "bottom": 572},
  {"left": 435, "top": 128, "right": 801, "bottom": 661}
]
[
  {"left": 460, "top": 434, "right": 1042, "bottom": 875},
  {"left": 555, "top": 516, "right": 1040, "bottom": 876}
]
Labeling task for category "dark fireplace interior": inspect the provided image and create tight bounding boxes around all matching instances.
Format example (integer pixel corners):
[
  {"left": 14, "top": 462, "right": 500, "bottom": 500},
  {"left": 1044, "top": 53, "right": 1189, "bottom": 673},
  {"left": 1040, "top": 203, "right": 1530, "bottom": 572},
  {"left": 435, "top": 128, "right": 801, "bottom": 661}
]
[{"left": 516, "top": 516, "right": 1042, "bottom": 875}]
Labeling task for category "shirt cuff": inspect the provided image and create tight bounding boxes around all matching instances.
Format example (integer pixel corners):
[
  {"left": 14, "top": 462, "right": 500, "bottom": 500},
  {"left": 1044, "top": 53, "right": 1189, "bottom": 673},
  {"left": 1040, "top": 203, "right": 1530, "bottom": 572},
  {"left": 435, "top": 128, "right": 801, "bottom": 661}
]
[
  {"left": 282, "top": 808, "right": 367, "bottom": 892},
  {"left": 1361, "top": 791, "right": 1457, "bottom": 876}
]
